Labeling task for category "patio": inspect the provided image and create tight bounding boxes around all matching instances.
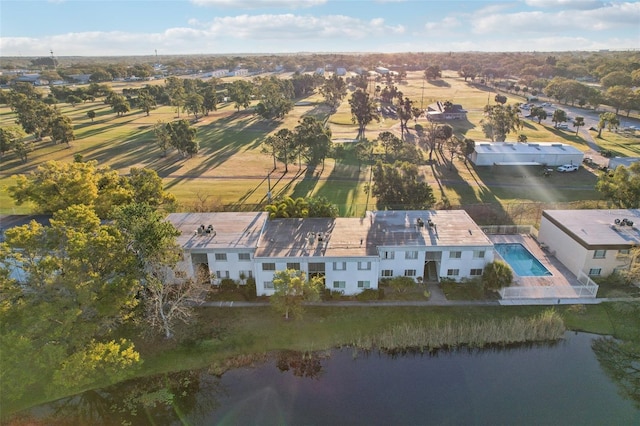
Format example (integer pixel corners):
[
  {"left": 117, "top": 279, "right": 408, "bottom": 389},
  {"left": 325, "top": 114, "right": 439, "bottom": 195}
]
[{"left": 488, "top": 234, "right": 598, "bottom": 300}]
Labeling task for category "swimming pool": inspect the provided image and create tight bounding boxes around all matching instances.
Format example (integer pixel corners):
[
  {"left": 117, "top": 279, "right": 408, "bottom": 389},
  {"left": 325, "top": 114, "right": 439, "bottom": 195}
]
[{"left": 494, "top": 243, "right": 552, "bottom": 277}]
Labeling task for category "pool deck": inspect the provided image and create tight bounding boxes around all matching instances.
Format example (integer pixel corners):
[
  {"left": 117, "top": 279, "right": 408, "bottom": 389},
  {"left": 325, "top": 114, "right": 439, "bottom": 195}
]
[{"left": 489, "top": 234, "right": 588, "bottom": 298}]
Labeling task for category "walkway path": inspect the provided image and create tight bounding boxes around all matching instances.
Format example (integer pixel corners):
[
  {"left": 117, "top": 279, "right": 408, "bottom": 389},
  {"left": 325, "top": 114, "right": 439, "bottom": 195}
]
[{"left": 201, "top": 296, "right": 639, "bottom": 308}]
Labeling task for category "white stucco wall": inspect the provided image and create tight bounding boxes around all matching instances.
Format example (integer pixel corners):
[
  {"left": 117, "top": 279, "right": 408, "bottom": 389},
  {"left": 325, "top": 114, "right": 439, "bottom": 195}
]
[
  {"left": 583, "top": 248, "right": 632, "bottom": 277},
  {"left": 254, "top": 257, "right": 379, "bottom": 296},
  {"left": 438, "top": 246, "right": 494, "bottom": 280},
  {"left": 538, "top": 216, "right": 587, "bottom": 276}
]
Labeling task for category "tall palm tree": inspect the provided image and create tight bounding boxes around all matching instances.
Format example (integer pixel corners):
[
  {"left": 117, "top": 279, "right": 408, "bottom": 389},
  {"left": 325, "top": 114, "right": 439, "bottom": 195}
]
[{"left": 573, "top": 116, "right": 585, "bottom": 135}]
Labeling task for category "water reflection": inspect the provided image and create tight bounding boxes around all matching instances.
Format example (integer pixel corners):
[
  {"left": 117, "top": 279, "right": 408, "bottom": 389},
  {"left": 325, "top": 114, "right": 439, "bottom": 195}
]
[
  {"left": 33, "top": 370, "right": 223, "bottom": 425},
  {"left": 276, "top": 350, "right": 328, "bottom": 379},
  {"left": 592, "top": 337, "right": 640, "bottom": 409},
  {"left": 14, "top": 334, "right": 640, "bottom": 425}
]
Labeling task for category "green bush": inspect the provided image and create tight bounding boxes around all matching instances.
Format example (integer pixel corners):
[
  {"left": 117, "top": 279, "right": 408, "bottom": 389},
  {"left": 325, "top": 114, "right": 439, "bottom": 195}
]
[
  {"left": 356, "top": 288, "right": 380, "bottom": 301},
  {"left": 241, "top": 277, "right": 257, "bottom": 301},
  {"left": 330, "top": 290, "right": 344, "bottom": 300},
  {"left": 482, "top": 261, "right": 513, "bottom": 292},
  {"left": 389, "top": 276, "right": 417, "bottom": 293},
  {"left": 378, "top": 278, "right": 391, "bottom": 287},
  {"left": 219, "top": 278, "right": 238, "bottom": 292},
  {"left": 441, "top": 277, "right": 485, "bottom": 300},
  {"left": 321, "top": 288, "right": 333, "bottom": 301}
]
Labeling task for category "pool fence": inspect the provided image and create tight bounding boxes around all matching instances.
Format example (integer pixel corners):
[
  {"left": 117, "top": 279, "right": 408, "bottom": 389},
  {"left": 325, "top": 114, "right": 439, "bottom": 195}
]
[{"left": 499, "top": 271, "right": 599, "bottom": 299}]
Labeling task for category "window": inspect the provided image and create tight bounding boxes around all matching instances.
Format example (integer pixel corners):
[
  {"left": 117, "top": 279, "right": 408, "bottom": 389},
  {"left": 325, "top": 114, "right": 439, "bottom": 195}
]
[
  {"left": 238, "top": 253, "right": 251, "bottom": 261},
  {"left": 333, "top": 281, "right": 346, "bottom": 289},
  {"left": 470, "top": 268, "right": 483, "bottom": 276},
  {"left": 287, "top": 262, "right": 300, "bottom": 270},
  {"left": 404, "top": 269, "right": 416, "bottom": 277},
  {"left": 473, "top": 250, "right": 485, "bottom": 259},
  {"left": 264, "top": 281, "right": 274, "bottom": 289},
  {"left": 381, "top": 269, "right": 393, "bottom": 277},
  {"left": 593, "top": 250, "right": 606, "bottom": 259},
  {"left": 240, "top": 270, "right": 253, "bottom": 278},
  {"left": 405, "top": 251, "right": 418, "bottom": 260},
  {"left": 358, "top": 280, "right": 371, "bottom": 289},
  {"left": 308, "top": 262, "right": 325, "bottom": 273},
  {"left": 588, "top": 268, "right": 602, "bottom": 276},
  {"left": 333, "top": 261, "right": 346, "bottom": 271},
  {"left": 215, "top": 253, "right": 227, "bottom": 261},
  {"left": 447, "top": 269, "right": 460, "bottom": 277},
  {"left": 358, "top": 261, "right": 371, "bottom": 270},
  {"left": 618, "top": 249, "right": 630, "bottom": 255},
  {"left": 262, "top": 263, "right": 276, "bottom": 271},
  {"left": 382, "top": 251, "right": 395, "bottom": 259},
  {"left": 449, "top": 251, "right": 462, "bottom": 259},
  {"left": 216, "top": 270, "right": 230, "bottom": 279}
]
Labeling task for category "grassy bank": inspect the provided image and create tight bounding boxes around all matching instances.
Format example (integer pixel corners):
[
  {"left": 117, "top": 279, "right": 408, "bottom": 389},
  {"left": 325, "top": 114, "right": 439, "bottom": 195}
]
[
  {"left": 5, "top": 301, "right": 639, "bottom": 416},
  {"left": 138, "top": 302, "right": 639, "bottom": 377}
]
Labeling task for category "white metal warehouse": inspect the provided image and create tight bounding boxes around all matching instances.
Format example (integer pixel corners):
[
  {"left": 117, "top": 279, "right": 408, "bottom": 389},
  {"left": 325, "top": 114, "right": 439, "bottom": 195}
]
[{"left": 470, "top": 142, "right": 584, "bottom": 166}]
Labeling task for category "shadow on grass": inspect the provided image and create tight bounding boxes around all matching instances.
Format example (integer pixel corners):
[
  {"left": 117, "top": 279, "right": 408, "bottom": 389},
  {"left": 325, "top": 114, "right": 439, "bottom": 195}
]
[
  {"left": 180, "top": 113, "right": 271, "bottom": 179},
  {"left": 427, "top": 79, "right": 451, "bottom": 88},
  {"left": 313, "top": 160, "right": 363, "bottom": 216}
]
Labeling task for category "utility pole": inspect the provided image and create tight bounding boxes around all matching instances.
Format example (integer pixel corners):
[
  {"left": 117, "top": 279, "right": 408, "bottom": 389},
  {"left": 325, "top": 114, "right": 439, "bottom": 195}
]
[{"left": 266, "top": 169, "right": 272, "bottom": 202}]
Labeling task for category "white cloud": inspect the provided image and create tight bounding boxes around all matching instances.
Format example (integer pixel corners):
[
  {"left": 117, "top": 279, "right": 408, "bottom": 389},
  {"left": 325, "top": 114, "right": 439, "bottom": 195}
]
[
  {"left": 525, "top": 0, "right": 604, "bottom": 10},
  {"left": 202, "top": 13, "right": 404, "bottom": 39},
  {"left": 472, "top": 2, "right": 640, "bottom": 34},
  {"left": 0, "top": 13, "right": 408, "bottom": 56},
  {"left": 424, "top": 16, "right": 461, "bottom": 32},
  {"left": 191, "top": 0, "right": 326, "bottom": 8}
]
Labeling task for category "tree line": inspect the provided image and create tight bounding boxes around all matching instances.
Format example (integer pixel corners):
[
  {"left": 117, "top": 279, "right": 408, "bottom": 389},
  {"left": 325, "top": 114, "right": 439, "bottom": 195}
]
[{"left": 0, "top": 160, "right": 206, "bottom": 408}]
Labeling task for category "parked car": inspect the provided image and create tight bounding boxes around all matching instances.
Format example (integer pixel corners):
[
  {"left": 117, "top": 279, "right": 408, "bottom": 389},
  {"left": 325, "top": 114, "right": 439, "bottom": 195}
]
[
  {"left": 557, "top": 124, "right": 569, "bottom": 130},
  {"left": 557, "top": 164, "right": 579, "bottom": 172}
]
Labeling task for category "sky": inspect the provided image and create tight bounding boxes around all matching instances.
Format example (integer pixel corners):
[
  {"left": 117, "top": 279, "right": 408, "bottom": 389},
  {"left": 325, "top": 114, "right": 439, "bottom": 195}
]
[{"left": 1, "top": 0, "right": 639, "bottom": 57}]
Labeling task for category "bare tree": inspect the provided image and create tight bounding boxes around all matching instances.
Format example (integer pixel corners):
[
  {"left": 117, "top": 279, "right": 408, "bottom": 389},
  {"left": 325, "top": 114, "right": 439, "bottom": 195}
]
[{"left": 143, "top": 267, "right": 210, "bottom": 339}]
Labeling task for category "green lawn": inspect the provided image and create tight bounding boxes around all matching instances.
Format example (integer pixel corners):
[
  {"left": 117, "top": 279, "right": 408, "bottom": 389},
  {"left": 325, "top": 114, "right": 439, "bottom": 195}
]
[{"left": 1, "top": 71, "right": 628, "bottom": 216}]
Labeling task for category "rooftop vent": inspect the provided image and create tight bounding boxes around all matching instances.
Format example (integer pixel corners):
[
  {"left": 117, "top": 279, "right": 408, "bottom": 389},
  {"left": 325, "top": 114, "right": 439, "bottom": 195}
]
[
  {"left": 614, "top": 218, "right": 634, "bottom": 227},
  {"left": 196, "top": 224, "right": 216, "bottom": 237}
]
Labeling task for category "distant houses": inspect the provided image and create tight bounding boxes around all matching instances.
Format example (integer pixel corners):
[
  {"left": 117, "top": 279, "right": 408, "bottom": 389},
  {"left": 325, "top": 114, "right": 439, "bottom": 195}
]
[{"left": 426, "top": 101, "right": 467, "bottom": 121}]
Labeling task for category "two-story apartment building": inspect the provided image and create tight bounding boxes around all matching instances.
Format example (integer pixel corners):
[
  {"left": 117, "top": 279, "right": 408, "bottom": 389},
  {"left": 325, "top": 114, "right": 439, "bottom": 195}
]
[
  {"left": 538, "top": 209, "right": 640, "bottom": 278},
  {"left": 166, "top": 210, "right": 495, "bottom": 296}
]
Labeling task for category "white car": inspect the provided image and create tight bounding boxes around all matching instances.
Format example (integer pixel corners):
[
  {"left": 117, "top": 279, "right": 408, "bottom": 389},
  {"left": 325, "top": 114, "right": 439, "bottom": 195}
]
[{"left": 557, "top": 164, "right": 579, "bottom": 172}]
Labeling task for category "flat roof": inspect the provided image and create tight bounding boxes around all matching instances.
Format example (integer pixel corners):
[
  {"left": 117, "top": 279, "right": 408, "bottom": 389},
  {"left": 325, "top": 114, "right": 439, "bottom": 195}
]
[
  {"left": 542, "top": 209, "right": 640, "bottom": 249},
  {"left": 474, "top": 142, "right": 582, "bottom": 155},
  {"left": 170, "top": 210, "right": 493, "bottom": 259},
  {"left": 369, "top": 210, "right": 493, "bottom": 248},
  {"left": 167, "top": 212, "right": 268, "bottom": 251}
]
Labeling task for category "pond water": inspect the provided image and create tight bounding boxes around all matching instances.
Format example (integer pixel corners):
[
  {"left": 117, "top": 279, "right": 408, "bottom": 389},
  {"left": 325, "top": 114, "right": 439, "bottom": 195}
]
[{"left": 22, "top": 332, "right": 640, "bottom": 425}]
